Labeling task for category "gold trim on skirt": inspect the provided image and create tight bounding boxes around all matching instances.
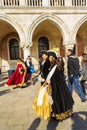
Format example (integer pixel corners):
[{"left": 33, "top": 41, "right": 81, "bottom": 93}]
[{"left": 33, "top": 85, "right": 52, "bottom": 120}]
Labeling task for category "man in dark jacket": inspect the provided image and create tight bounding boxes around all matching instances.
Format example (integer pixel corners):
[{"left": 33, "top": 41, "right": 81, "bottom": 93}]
[
  {"left": 67, "top": 49, "right": 86, "bottom": 102},
  {"left": 80, "top": 54, "right": 87, "bottom": 95}
]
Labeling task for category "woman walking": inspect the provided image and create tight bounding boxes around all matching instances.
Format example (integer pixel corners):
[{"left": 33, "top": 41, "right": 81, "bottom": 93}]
[
  {"left": 33, "top": 51, "right": 74, "bottom": 121},
  {"left": 5, "top": 58, "right": 27, "bottom": 88}
]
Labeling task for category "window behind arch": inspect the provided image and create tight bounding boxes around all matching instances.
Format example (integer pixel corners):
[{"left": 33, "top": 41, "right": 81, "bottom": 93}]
[
  {"left": 38, "top": 37, "right": 49, "bottom": 58},
  {"left": 9, "top": 38, "right": 19, "bottom": 60}
]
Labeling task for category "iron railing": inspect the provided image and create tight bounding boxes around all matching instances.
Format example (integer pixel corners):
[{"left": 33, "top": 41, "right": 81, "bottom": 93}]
[{"left": 0, "top": 0, "right": 87, "bottom": 7}]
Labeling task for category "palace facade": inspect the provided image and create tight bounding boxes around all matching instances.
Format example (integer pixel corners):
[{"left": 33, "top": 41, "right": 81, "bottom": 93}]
[{"left": 0, "top": 0, "right": 87, "bottom": 71}]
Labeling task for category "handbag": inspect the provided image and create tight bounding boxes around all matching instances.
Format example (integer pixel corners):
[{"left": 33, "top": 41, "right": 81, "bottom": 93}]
[{"left": 30, "top": 67, "right": 35, "bottom": 73}]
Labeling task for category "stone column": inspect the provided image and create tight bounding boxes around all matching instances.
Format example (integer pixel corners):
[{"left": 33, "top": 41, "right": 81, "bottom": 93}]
[
  {"left": 64, "top": 42, "right": 76, "bottom": 75},
  {"left": 86, "top": 0, "right": 87, "bottom": 6},
  {"left": 64, "top": 42, "right": 75, "bottom": 60},
  {"left": 0, "top": 0, "right": 3, "bottom": 5},
  {"left": 42, "top": 0, "right": 49, "bottom": 6},
  {"left": 23, "top": 45, "right": 31, "bottom": 61},
  {"left": 64, "top": 42, "right": 75, "bottom": 51},
  {"left": 65, "top": 0, "right": 72, "bottom": 6},
  {"left": 20, "top": 42, "right": 31, "bottom": 60},
  {"left": 19, "top": 0, "right": 26, "bottom": 6}
]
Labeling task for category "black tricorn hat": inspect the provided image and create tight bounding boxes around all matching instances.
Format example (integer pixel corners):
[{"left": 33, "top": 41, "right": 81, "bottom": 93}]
[
  {"left": 41, "top": 50, "right": 48, "bottom": 55},
  {"left": 48, "top": 51, "right": 57, "bottom": 59}
]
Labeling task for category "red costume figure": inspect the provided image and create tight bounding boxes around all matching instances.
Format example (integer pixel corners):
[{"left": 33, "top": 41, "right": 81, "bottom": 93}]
[{"left": 5, "top": 58, "right": 27, "bottom": 87}]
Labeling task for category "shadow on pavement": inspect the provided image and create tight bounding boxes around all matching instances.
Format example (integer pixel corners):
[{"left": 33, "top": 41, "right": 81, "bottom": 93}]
[
  {"left": 21, "top": 77, "right": 39, "bottom": 89},
  {"left": 33, "top": 77, "right": 38, "bottom": 85},
  {"left": 71, "top": 111, "right": 87, "bottom": 130},
  {"left": 0, "top": 81, "right": 6, "bottom": 87},
  {"left": 0, "top": 89, "right": 11, "bottom": 96},
  {"left": 47, "top": 118, "right": 58, "bottom": 130},
  {"left": 0, "top": 73, "right": 8, "bottom": 87},
  {"left": 28, "top": 117, "right": 41, "bottom": 130}
]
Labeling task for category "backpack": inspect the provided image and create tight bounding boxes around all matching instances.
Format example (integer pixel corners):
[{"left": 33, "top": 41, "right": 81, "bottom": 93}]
[{"left": 72, "top": 57, "right": 80, "bottom": 76}]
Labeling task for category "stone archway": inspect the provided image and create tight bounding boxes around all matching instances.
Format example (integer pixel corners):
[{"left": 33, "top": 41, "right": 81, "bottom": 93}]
[
  {"left": 30, "top": 19, "right": 66, "bottom": 58},
  {"left": 27, "top": 13, "right": 70, "bottom": 59},
  {"left": 0, "top": 13, "right": 26, "bottom": 45},
  {"left": 27, "top": 13, "right": 69, "bottom": 47},
  {"left": 0, "top": 13, "right": 26, "bottom": 70},
  {"left": 72, "top": 15, "right": 87, "bottom": 56}
]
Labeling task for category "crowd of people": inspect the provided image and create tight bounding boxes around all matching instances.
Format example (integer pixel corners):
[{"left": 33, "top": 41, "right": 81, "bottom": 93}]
[
  {"left": 33, "top": 48, "right": 87, "bottom": 121},
  {"left": 4, "top": 48, "right": 87, "bottom": 122}
]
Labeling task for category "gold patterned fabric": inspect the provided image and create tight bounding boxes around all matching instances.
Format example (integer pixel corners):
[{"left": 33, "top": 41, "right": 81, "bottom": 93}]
[
  {"left": 52, "top": 110, "right": 73, "bottom": 120},
  {"left": 33, "top": 85, "right": 52, "bottom": 120}
]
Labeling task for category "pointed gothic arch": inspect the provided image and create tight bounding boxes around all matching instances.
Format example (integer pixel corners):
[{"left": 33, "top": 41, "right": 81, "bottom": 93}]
[{"left": 27, "top": 13, "right": 69, "bottom": 46}]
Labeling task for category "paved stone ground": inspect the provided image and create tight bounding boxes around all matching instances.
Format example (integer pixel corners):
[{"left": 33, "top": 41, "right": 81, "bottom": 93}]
[{"left": 0, "top": 72, "right": 87, "bottom": 130}]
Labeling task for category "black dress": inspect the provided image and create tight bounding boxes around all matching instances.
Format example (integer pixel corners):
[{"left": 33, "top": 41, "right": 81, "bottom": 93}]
[
  {"left": 50, "top": 65, "right": 74, "bottom": 120},
  {"left": 40, "top": 59, "right": 50, "bottom": 85},
  {"left": 33, "top": 64, "right": 74, "bottom": 120}
]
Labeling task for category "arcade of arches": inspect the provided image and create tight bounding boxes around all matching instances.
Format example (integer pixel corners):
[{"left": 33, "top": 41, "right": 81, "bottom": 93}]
[{"left": 0, "top": 19, "right": 87, "bottom": 71}]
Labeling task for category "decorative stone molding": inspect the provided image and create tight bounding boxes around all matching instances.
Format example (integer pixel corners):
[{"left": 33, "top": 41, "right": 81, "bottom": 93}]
[
  {"left": 20, "top": 44, "right": 25, "bottom": 48},
  {"left": 20, "top": 42, "right": 32, "bottom": 48},
  {"left": 64, "top": 42, "right": 75, "bottom": 50}
]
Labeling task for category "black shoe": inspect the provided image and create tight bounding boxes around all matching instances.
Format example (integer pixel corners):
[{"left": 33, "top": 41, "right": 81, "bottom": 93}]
[
  {"left": 82, "top": 99, "right": 87, "bottom": 102},
  {"left": 51, "top": 116, "right": 58, "bottom": 121}
]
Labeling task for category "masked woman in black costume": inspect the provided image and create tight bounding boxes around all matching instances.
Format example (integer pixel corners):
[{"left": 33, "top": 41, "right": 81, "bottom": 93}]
[
  {"left": 46, "top": 51, "right": 74, "bottom": 121},
  {"left": 33, "top": 51, "right": 74, "bottom": 121}
]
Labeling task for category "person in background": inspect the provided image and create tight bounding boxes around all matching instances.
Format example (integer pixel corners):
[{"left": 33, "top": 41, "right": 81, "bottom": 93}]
[
  {"left": 5, "top": 58, "right": 27, "bottom": 88},
  {"left": 80, "top": 54, "right": 87, "bottom": 95},
  {"left": 67, "top": 49, "right": 86, "bottom": 102},
  {"left": 25, "top": 56, "right": 34, "bottom": 84},
  {"left": 0, "top": 68, "right": 2, "bottom": 81},
  {"left": 78, "top": 53, "right": 87, "bottom": 76},
  {"left": 38, "top": 54, "right": 43, "bottom": 71},
  {"left": 57, "top": 56, "right": 65, "bottom": 76}
]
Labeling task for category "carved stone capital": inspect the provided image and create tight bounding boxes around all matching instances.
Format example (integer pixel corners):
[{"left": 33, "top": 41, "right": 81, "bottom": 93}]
[
  {"left": 20, "top": 43, "right": 25, "bottom": 48},
  {"left": 64, "top": 42, "right": 75, "bottom": 50}
]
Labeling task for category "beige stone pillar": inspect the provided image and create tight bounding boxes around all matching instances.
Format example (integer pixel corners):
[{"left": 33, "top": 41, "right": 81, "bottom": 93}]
[
  {"left": 42, "top": 0, "right": 49, "bottom": 6},
  {"left": 64, "top": 43, "right": 75, "bottom": 51},
  {"left": 64, "top": 42, "right": 75, "bottom": 61},
  {"left": 65, "top": 0, "right": 72, "bottom": 6},
  {"left": 19, "top": 0, "right": 26, "bottom": 6},
  {"left": 0, "top": 0, "right": 4, "bottom": 5},
  {"left": 63, "top": 42, "right": 74, "bottom": 74},
  {"left": 20, "top": 42, "right": 31, "bottom": 60},
  {"left": 86, "top": 0, "right": 87, "bottom": 6},
  {"left": 23, "top": 45, "right": 31, "bottom": 61}
]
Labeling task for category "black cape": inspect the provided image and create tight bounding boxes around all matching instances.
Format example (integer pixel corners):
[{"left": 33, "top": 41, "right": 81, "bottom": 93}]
[{"left": 50, "top": 66, "right": 74, "bottom": 120}]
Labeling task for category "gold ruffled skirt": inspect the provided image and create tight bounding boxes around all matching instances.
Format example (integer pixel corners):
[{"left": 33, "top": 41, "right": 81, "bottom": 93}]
[
  {"left": 33, "top": 85, "right": 52, "bottom": 120},
  {"left": 33, "top": 85, "right": 73, "bottom": 120}
]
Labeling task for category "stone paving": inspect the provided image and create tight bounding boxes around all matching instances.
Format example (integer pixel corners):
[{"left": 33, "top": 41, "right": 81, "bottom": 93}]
[{"left": 0, "top": 72, "right": 87, "bottom": 130}]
